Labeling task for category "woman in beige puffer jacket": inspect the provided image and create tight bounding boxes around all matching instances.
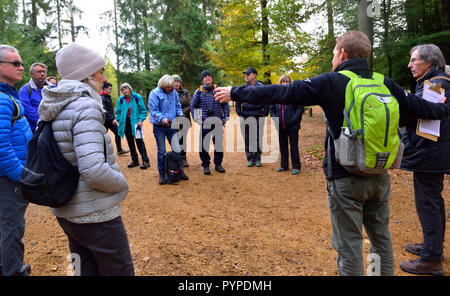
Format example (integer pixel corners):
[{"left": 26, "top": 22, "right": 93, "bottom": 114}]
[{"left": 39, "top": 43, "right": 134, "bottom": 276}]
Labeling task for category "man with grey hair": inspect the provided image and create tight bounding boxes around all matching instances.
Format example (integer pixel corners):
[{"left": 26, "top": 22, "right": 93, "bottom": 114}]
[
  {"left": 149, "top": 74, "right": 189, "bottom": 184},
  {"left": 399, "top": 43, "right": 450, "bottom": 275},
  {"left": 0, "top": 45, "right": 33, "bottom": 276},
  {"left": 19, "top": 61, "right": 53, "bottom": 132}
]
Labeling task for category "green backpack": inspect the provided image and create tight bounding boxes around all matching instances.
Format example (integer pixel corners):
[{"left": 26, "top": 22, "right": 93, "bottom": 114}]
[{"left": 333, "top": 70, "right": 402, "bottom": 176}]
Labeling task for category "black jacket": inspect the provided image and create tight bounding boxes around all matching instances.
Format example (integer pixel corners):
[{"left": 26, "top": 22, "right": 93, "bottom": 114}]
[
  {"left": 270, "top": 104, "right": 304, "bottom": 130},
  {"left": 400, "top": 67, "right": 450, "bottom": 173},
  {"left": 230, "top": 58, "right": 450, "bottom": 180},
  {"left": 235, "top": 81, "right": 269, "bottom": 118},
  {"left": 101, "top": 93, "right": 115, "bottom": 128}
]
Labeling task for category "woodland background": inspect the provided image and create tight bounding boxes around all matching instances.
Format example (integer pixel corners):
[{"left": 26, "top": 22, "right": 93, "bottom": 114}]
[{"left": 1, "top": 0, "right": 449, "bottom": 104}]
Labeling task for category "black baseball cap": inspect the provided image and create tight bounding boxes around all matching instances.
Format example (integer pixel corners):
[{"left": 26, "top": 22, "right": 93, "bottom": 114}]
[{"left": 243, "top": 67, "right": 257, "bottom": 75}]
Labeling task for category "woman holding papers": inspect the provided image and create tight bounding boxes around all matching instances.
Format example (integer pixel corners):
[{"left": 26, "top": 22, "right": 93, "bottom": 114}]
[
  {"left": 116, "top": 83, "right": 150, "bottom": 169},
  {"left": 399, "top": 44, "right": 450, "bottom": 276}
]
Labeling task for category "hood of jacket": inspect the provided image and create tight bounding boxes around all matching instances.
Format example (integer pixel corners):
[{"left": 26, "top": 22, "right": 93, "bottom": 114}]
[
  {"left": 39, "top": 79, "right": 102, "bottom": 121},
  {"left": 0, "top": 82, "right": 19, "bottom": 99}
]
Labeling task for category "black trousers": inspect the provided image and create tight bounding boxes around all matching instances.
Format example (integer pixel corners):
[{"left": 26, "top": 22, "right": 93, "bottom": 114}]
[
  {"left": 240, "top": 117, "right": 264, "bottom": 162},
  {"left": 413, "top": 172, "right": 446, "bottom": 261},
  {"left": 105, "top": 123, "right": 122, "bottom": 153},
  {"left": 57, "top": 216, "right": 134, "bottom": 276},
  {"left": 200, "top": 123, "right": 223, "bottom": 168},
  {"left": 124, "top": 117, "right": 149, "bottom": 163},
  {"left": 278, "top": 128, "right": 301, "bottom": 170}
]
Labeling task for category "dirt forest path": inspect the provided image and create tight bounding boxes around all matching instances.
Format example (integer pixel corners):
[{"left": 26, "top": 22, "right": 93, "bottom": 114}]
[{"left": 23, "top": 107, "right": 450, "bottom": 276}]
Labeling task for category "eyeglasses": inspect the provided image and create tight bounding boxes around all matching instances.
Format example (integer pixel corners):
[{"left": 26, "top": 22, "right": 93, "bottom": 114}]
[
  {"left": 409, "top": 58, "right": 423, "bottom": 64},
  {"left": 0, "top": 60, "right": 24, "bottom": 67}
]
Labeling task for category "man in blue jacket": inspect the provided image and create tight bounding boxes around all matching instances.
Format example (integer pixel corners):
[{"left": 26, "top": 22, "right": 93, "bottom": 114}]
[
  {"left": 191, "top": 70, "right": 230, "bottom": 175},
  {"left": 149, "top": 74, "right": 189, "bottom": 185},
  {"left": 0, "top": 45, "right": 33, "bottom": 276},
  {"left": 214, "top": 31, "right": 450, "bottom": 276},
  {"left": 19, "top": 62, "right": 53, "bottom": 133}
]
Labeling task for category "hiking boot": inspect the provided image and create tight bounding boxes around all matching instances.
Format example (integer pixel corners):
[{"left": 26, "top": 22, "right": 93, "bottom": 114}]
[
  {"left": 215, "top": 165, "right": 225, "bottom": 173},
  {"left": 255, "top": 160, "right": 261, "bottom": 167},
  {"left": 204, "top": 166, "right": 211, "bottom": 175},
  {"left": 405, "top": 243, "right": 422, "bottom": 256},
  {"left": 158, "top": 174, "right": 166, "bottom": 185},
  {"left": 277, "top": 167, "right": 287, "bottom": 172},
  {"left": 140, "top": 161, "right": 150, "bottom": 169},
  {"left": 399, "top": 258, "right": 444, "bottom": 276},
  {"left": 292, "top": 168, "right": 301, "bottom": 175},
  {"left": 182, "top": 158, "right": 189, "bottom": 167},
  {"left": 11, "top": 263, "right": 31, "bottom": 276},
  {"left": 247, "top": 160, "right": 254, "bottom": 167},
  {"left": 127, "top": 161, "right": 139, "bottom": 168},
  {"left": 117, "top": 149, "right": 129, "bottom": 156},
  {"left": 180, "top": 171, "right": 189, "bottom": 181}
]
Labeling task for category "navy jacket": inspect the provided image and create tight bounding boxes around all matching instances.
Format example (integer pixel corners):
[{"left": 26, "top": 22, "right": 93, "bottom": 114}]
[
  {"left": 191, "top": 84, "right": 230, "bottom": 121},
  {"left": 270, "top": 104, "right": 304, "bottom": 130},
  {"left": 230, "top": 58, "right": 450, "bottom": 180},
  {"left": 400, "top": 67, "right": 450, "bottom": 173},
  {"left": 235, "top": 81, "right": 269, "bottom": 118}
]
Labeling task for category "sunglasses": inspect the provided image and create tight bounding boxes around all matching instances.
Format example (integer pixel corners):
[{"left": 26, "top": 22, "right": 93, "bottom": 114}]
[{"left": 0, "top": 60, "right": 24, "bottom": 67}]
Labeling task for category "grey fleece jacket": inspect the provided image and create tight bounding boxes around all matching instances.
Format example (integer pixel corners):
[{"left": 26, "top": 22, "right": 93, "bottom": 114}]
[{"left": 39, "top": 80, "right": 129, "bottom": 223}]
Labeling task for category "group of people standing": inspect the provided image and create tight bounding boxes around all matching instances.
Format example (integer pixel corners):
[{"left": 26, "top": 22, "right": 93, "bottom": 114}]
[{"left": 0, "top": 28, "right": 448, "bottom": 277}]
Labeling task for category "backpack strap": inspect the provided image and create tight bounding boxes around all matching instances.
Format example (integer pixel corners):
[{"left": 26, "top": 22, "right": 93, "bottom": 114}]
[
  {"left": 430, "top": 76, "right": 450, "bottom": 83},
  {"left": 0, "top": 91, "right": 20, "bottom": 127},
  {"left": 338, "top": 70, "right": 358, "bottom": 79},
  {"left": 26, "top": 83, "right": 32, "bottom": 97}
]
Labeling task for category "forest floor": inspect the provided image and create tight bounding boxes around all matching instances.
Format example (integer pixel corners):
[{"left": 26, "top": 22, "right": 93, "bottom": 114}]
[{"left": 23, "top": 106, "right": 449, "bottom": 276}]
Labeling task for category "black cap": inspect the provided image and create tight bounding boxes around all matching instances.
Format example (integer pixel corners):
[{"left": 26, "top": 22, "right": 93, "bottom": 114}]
[
  {"left": 243, "top": 67, "right": 257, "bottom": 75},
  {"left": 200, "top": 70, "right": 213, "bottom": 81}
]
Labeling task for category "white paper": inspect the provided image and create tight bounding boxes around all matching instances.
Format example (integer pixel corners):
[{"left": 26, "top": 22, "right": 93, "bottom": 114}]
[
  {"left": 418, "top": 82, "right": 444, "bottom": 137},
  {"left": 135, "top": 124, "right": 144, "bottom": 139}
]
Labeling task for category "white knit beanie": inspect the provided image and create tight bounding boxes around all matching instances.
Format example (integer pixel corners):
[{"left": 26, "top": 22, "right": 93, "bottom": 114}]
[{"left": 56, "top": 43, "right": 105, "bottom": 81}]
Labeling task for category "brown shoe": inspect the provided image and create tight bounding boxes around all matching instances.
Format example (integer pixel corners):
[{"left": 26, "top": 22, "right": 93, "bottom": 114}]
[
  {"left": 405, "top": 243, "right": 422, "bottom": 256},
  {"left": 399, "top": 259, "right": 444, "bottom": 276}
]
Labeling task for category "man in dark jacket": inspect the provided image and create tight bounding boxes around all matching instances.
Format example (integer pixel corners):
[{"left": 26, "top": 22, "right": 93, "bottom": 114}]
[
  {"left": 236, "top": 67, "right": 269, "bottom": 167},
  {"left": 399, "top": 44, "right": 449, "bottom": 276},
  {"left": 191, "top": 70, "right": 230, "bottom": 175},
  {"left": 101, "top": 82, "right": 128, "bottom": 156},
  {"left": 214, "top": 31, "right": 450, "bottom": 276},
  {"left": 173, "top": 74, "right": 192, "bottom": 167}
]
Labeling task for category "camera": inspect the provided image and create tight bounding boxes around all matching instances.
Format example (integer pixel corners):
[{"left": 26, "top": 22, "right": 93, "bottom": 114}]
[{"left": 207, "top": 109, "right": 215, "bottom": 117}]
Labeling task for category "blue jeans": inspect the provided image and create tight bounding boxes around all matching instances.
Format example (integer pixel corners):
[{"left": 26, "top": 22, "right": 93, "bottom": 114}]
[
  {"left": 153, "top": 125, "right": 183, "bottom": 174},
  {"left": 0, "top": 177, "right": 29, "bottom": 276}
]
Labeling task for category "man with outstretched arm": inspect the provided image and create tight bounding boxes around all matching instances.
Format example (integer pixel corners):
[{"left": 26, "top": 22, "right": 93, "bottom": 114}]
[{"left": 214, "top": 31, "right": 449, "bottom": 276}]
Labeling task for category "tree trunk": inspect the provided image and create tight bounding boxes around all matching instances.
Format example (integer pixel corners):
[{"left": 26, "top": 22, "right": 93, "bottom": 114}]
[
  {"left": 382, "top": 0, "right": 392, "bottom": 77},
  {"left": 114, "top": 0, "right": 121, "bottom": 96},
  {"left": 69, "top": 0, "right": 76, "bottom": 42},
  {"left": 56, "top": 0, "right": 63, "bottom": 49},
  {"left": 141, "top": 4, "right": 151, "bottom": 72},
  {"left": 326, "top": 0, "right": 334, "bottom": 40},
  {"left": 261, "top": 0, "right": 271, "bottom": 85},
  {"left": 357, "top": 0, "right": 374, "bottom": 69},
  {"left": 30, "top": 0, "right": 38, "bottom": 27}
]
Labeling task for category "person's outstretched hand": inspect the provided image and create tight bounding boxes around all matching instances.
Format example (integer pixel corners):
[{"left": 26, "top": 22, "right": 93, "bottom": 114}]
[{"left": 214, "top": 87, "right": 233, "bottom": 103}]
